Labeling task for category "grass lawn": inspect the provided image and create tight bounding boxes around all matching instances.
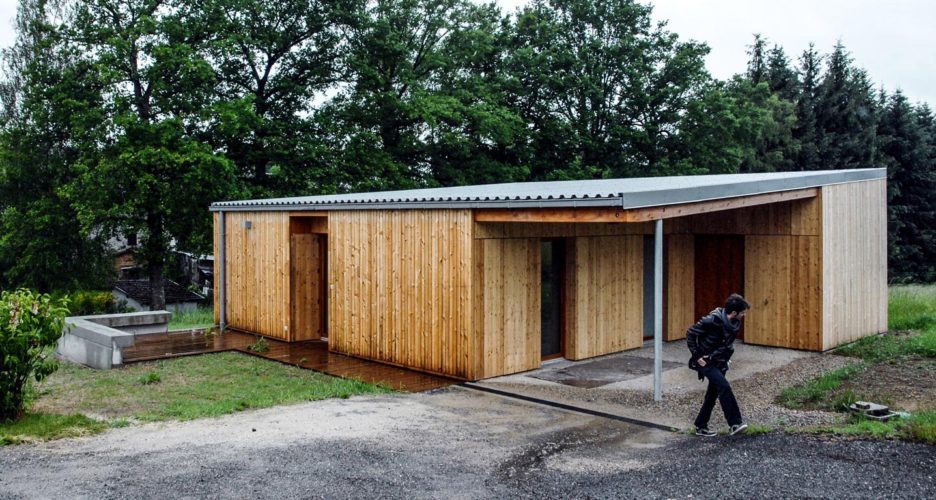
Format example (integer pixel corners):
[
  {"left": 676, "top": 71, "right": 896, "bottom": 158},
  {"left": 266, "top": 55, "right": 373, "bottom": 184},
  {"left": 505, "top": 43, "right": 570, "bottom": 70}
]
[
  {"left": 168, "top": 305, "right": 215, "bottom": 330},
  {"left": 2, "top": 352, "right": 391, "bottom": 445},
  {"left": 778, "top": 284, "right": 936, "bottom": 444}
]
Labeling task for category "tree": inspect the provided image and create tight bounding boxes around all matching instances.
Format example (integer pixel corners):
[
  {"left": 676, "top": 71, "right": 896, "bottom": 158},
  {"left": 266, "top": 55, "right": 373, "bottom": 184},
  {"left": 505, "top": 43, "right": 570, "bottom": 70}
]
[
  {"left": 766, "top": 44, "right": 797, "bottom": 100},
  {"left": 59, "top": 0, "right": 240, "bottom": 309},
  {"left": 0, "top": 0, "right": 112, "bottom": 292},
  {"left": 794, "top": 44, "right": 822, "bottom": 171},
  {"left": 881, "top": 93, "right": 936, "bottom": 282},
  {"left": 745, "top": 33, "right": 768, "bottom": 85},
  {"left": 508, "top": 0, "right": 711, "bottom": 179},
  {"left": 323, "top": 0, "right": 525, "bottom": 191},
  {"left": 204, "top": 0, "right": 359, "bottom": 197},
  {"left": 815, "top": 42, "right": 879, "bottom": 170}
]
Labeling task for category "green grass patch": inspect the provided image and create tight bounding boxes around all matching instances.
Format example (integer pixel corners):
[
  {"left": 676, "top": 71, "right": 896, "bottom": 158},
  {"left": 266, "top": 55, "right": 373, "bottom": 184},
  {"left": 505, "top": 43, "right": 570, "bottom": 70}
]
[
  {"left": 0, "top": 413, "right": 108, "bottom": 445},
  {"left": 807, "top": 411, "right": 936, "bottom": 445},
  {"left": 888, "top": 285, "right": 936, "bottom": 331},
  {"left": 31, "top": 352, "right": 392, "bottom": 423},
  {"left": 168, "top": 305, "right": 215, "bottom": 330},
  {"left": 835, "top": 285, "right": 936, "bottom": 361},
  {"left": 776, "top": 363, "right": 867, "bottom": 410},
  {"left": 743, "top": 424, "right": 774, "bottom": 436}
]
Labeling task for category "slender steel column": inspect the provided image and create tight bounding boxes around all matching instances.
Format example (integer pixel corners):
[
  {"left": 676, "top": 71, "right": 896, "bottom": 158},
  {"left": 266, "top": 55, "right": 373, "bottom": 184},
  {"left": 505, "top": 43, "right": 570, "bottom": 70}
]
[
  {"left": 654, "top": 218, "right": 663, "bottom": 401},
  {"left": 219, "top": 210, "right": 226, "bottom": 333}
]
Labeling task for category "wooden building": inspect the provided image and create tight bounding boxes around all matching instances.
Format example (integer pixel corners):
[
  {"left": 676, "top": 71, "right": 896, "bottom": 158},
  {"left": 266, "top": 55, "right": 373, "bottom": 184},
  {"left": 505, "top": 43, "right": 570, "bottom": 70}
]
[{"left": 211, "top": 169, "right": 887, "bottom": 382}]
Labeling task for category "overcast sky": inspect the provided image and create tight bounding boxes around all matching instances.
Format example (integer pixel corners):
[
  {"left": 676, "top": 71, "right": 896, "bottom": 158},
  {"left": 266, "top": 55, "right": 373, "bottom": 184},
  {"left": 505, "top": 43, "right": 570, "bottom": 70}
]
[{"left": 0, "top": 0, "right": 933, "bottom": 105}]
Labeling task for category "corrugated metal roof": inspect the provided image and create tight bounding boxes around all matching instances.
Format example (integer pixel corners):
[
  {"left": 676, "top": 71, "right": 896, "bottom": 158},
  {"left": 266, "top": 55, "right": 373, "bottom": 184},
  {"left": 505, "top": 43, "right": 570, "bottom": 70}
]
[{"left": 209, "top": 168, "right": 885, "bottom": 212}]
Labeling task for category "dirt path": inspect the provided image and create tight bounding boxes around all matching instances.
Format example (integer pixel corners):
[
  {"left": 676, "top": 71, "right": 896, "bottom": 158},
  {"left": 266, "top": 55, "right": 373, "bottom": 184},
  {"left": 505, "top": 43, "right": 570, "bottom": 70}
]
[{"left": 1, "top": 388, "right": 933, "bottom": 499}]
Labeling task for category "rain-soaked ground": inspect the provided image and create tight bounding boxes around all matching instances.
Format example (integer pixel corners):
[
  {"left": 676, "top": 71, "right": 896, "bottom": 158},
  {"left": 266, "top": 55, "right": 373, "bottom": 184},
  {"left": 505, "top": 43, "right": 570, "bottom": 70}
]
[{"left": 1, "top": 388, "right": 933, "bottom": 499}]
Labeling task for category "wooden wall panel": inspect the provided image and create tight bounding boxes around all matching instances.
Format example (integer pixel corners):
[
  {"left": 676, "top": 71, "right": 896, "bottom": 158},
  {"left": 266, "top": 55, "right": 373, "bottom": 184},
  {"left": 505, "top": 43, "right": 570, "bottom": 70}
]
[
  {"left": 217, "top": 211, "right": 290, "bottom": 339},
  {"left": 328, "top": 210, "right": 474, "bottom": 379},
  {"left": 478, "top": 238, "right": 541, "bottom": 378},
  {"left": 566, "top": 236, "right": 644, "bottom": 360},
  {"left": 822, "top": 180, "right": 888, "bottom": 349},
  {"left": 743, "top": 235, "right": 822, "bottom": 350},
  {"left": 665, "top": 234, "right": 695, "bottom": 341}
]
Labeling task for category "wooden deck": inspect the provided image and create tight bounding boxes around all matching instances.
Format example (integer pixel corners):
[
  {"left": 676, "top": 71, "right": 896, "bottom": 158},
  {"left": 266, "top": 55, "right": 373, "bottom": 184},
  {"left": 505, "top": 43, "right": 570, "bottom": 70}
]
[{"left": 121, "top": 329, "right": 457, "bottom": 393}]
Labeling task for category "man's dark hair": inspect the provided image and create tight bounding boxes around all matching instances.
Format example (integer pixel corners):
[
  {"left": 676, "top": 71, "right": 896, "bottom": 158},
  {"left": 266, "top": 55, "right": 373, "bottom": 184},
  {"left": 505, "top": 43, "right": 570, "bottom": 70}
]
[{"left": 725, "top": 294, "right": 750, "bottom": 314}]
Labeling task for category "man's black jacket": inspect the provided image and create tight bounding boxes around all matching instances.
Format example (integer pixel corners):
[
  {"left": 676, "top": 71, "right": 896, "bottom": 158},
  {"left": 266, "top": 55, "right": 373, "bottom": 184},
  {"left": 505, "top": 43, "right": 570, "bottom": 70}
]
[{"left": 686, "top": 307, "right": 741, "bottom": 370}]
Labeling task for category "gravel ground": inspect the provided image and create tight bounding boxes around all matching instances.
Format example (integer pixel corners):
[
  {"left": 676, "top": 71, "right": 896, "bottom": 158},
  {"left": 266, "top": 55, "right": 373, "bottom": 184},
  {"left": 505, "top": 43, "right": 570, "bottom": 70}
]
[
  {"left": 478, "top": 341, "right": 859, "bottom": 430},
  {"left": 1, "top": 388, "right": 934, "bottom": 499}
]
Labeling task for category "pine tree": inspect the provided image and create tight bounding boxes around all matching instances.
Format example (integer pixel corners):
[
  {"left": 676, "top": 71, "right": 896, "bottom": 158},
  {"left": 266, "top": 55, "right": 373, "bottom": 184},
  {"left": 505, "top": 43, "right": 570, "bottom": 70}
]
[
  {"left": 880, "top": 92, "right": 935, "bottom": 281},
  {"left": 746, "top": 34, "right": 768, "bottom": 84},
  {"left": 794, "top": 44, "right": 822, "bottom": 170},
  {"left": 766, "top": 45, "right": 798, "bottom": 100},
  {"left": 815, "top": 42, "right": 879, "bottom": 170}
]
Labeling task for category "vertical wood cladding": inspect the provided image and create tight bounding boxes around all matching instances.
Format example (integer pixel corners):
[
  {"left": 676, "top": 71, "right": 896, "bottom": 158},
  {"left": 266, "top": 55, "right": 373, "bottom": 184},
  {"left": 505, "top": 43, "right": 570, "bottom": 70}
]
[
  {"left": 822, "top": 180, "right": 888, "bottom": 349},
  {"left": 216, "top": 211, "right": 290, "bottom": 339},
  {"left": 565, "top": 235, "right": 644, "bottom": 360},
  {"left": 328, "top": 210, "right": 474, "bottom": 379},
  {"left": 477, "top": 238, "right": 541, "bottom": 378}
]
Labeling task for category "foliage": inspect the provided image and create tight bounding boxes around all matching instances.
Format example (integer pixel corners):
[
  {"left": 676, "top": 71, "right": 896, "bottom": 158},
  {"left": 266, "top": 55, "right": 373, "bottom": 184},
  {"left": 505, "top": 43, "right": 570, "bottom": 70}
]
[
  {"left": 0, "top": 289, "right": 69, "bottom": 421},
  {"left": 31, "top": 352, "right": 392, "bottom": 422},
  {"left": 247, "top": 336, "right": 270, "bottom": 353},
  {"left": 0, "top": 412, "right": 108, "bottom": 445},
  {"left": 168, "top": 305, "right": 215, "bottom": 330},
  {"left": 62, "top": 290, "right": 133, "bottom": 316},
  {"left": 775, "top": 362, "right": 867, "bottom": 410},
  {"left": 139, "top": 372, "right": 162, "bottom": 385},
  {"left": 509, "top": 0, "right": 710, "bottom": 179}
]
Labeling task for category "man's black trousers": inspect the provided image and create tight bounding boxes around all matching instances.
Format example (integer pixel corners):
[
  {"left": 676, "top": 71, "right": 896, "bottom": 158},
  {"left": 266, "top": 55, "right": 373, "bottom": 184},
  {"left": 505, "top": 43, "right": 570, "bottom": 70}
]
[{"left": 693, "top": 364, "right": 742, "bottom": 428}]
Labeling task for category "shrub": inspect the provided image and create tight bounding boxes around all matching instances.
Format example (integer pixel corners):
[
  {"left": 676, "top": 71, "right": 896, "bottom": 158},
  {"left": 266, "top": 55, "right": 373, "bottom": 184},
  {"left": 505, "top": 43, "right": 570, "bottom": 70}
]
[
  {"left": 64, "top": 290, "right": 133, "bottom": 316},
  {"left": 0, "top": 290, "right": 69, "bottom": 421}
]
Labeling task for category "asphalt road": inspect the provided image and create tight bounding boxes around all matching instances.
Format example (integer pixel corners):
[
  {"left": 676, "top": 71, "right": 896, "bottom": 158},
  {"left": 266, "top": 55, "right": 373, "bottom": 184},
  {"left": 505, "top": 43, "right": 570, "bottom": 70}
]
[{"left": 1, "top": 388, "right": 933, "bottom": 499}]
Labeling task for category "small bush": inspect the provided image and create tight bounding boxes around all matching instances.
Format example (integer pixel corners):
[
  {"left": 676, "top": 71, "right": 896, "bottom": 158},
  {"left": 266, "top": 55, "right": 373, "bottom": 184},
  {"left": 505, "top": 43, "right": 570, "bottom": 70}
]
[
  {"left": 248, "top": 337, "right": 269, "bottom": 353},
  {"left": 0, "top": 290, "right": 69, "bottom": 421},
  {"left": 63, "top": 291, "right": 132, "bottom": 316},
  {"left": 139, "top": 372, "right": 161, "bottom": 385}
]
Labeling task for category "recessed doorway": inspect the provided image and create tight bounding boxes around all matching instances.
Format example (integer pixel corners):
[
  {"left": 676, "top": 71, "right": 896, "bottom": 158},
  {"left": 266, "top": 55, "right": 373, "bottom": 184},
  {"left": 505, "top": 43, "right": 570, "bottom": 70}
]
[{"left": 541, "top": 239, "right": 566, "bottom": 359}]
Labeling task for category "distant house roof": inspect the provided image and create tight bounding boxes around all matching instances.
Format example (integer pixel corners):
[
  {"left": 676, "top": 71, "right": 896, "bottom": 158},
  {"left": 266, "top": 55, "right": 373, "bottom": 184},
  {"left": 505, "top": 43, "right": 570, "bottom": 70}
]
[
  {"left": 209, "top": 168, "right": 885, "bottom": 212},
  {"left": 114, "top": 279, "right": 204, "bottom": 306}
]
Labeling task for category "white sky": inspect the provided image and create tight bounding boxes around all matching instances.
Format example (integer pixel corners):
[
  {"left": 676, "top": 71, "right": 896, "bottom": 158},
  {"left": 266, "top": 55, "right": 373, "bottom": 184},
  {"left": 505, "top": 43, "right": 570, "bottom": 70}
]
[{"left": 0, "top": 0, "right": 934, "bottom": 105}]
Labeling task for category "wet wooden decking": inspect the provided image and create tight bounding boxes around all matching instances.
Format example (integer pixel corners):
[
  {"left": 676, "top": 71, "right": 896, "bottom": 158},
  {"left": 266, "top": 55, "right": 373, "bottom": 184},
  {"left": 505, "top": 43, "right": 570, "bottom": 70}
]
[{"left": 121, "top": 329, "right": 457, "bottom": 393}]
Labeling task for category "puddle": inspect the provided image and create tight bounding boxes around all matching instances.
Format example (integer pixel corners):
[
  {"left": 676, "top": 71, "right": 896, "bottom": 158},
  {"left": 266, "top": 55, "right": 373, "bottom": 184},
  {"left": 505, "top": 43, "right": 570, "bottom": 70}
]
[{"left": 529, "top": 355, "right": 683, "bottom": 388}]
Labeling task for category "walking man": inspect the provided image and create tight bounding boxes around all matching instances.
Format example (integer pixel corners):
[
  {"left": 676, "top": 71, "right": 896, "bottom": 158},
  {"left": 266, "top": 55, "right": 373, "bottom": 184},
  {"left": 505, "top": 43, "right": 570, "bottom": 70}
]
[{"left": 687, "top": 293, "right": 750, "bottom": 436}]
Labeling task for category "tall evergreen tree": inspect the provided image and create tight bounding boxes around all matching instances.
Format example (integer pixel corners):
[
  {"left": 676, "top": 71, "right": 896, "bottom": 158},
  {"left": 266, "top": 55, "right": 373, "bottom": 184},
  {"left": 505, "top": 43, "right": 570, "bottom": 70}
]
[
  {"left": 815, "top": 42, "right": 879, "bottom": 170},
  {"left": 745, "top": 33, "right": 768, "bottom": 85},
  {"left": 794, "top": 43, "right": 822, "bottom": 171},
  {"left": 766, "top": 45, "right": 798, "bottom": 100},
  {"left": 879, "top": 92, "right": 935, "bottom": 281}
]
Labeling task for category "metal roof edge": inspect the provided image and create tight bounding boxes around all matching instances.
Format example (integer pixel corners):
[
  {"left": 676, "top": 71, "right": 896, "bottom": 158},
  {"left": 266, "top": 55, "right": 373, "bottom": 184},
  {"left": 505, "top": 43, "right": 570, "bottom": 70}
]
[
  {"left": 619, "top": 168, "right": 884, "bottom": 209},
  {"left": 208, "top": 169, "right": 886, "bottom": 212}
]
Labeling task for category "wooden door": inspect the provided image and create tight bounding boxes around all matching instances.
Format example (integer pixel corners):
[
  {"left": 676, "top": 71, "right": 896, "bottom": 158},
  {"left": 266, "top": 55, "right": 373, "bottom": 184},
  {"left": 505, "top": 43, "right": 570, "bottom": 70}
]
[
  {"left": 694, "top": 235, "right": 744, "bottom": 339},
  {"left": 290, "top": 233, "right": 327, "bottom": 341}
]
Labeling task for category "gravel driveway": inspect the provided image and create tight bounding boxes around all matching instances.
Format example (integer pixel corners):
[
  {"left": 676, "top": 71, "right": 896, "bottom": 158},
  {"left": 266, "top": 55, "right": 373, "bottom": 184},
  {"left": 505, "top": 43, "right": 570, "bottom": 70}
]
[{"left": 1, "top": 388, "right": 933, "bottom": 499}]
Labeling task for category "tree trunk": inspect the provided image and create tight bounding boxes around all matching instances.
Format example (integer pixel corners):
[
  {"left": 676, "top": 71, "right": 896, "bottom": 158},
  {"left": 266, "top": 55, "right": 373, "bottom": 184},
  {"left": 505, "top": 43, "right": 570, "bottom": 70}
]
[{"left": 146, "top": 214, "right": 167, "bottom": 311}]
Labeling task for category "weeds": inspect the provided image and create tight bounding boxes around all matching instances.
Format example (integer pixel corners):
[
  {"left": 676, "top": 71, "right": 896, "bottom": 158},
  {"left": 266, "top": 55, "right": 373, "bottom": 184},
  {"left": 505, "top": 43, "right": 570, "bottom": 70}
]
[{"left": 247, "top": 337, "right": 269, "bottom": 353}]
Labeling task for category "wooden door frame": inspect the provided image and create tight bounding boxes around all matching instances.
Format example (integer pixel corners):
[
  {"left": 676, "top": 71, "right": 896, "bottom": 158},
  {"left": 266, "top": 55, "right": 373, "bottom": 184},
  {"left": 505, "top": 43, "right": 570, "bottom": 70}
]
[{"left": 541, "top": 237, "right": 567, "bottom": 361}]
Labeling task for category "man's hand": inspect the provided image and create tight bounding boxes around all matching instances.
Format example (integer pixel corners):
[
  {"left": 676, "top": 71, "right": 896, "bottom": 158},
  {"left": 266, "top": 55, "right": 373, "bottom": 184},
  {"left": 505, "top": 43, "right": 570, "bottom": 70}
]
[{"left": 697, "top": 357, "right": 707, "bottom": 367}]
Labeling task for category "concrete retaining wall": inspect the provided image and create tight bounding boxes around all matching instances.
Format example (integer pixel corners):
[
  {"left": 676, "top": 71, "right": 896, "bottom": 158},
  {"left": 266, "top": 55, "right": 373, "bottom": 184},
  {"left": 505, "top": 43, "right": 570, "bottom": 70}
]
[{"left": 57, "top": 311, "right": 171, "bottom": 369}]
